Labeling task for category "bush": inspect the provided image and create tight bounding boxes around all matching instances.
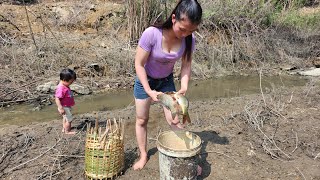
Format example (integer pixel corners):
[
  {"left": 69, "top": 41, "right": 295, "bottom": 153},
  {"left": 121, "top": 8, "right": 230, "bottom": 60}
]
[{"left": 274, "top": 8, "right": 320, "bottom": 31}]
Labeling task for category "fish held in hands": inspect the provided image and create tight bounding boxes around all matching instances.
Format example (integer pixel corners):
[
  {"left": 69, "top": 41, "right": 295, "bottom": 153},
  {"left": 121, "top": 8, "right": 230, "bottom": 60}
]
[
  {"left": 174, "top": 93, "right": 191, "bottom": 124},
  {"left": 157, "top": 92, "right": 180, "bottom": 121},
  {"left": 157, "top": 92, "right": 191, "bottom": 124}
]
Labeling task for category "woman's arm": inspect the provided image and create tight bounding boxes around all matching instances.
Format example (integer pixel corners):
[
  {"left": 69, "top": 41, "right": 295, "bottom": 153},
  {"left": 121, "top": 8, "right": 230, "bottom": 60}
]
[
  {"left": 178, "top": 56, "right": 192, "bottom": 95},
  {"left": 135, "top": 46, "right": 161, "bottom": 101}
]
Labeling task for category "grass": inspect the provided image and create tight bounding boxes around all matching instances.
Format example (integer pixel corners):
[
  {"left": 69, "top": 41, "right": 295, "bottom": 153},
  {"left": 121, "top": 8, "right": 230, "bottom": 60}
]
[{"left": 274, "top": 9, "right": 320, "bottom": 31}]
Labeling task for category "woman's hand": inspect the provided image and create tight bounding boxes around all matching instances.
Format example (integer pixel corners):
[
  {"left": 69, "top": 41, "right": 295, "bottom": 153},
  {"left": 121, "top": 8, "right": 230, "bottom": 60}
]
[
  {"left": 177, "top": 88, "right": 187, "bottom": 96},
  {"left": 147, "top": 90, "right": 162, "bottom": 102}
]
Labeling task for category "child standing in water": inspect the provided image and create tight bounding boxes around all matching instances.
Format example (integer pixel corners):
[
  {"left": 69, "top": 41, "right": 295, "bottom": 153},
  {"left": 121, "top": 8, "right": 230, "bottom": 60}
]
[
  {"left": 133, "top": 0, "right": 202, "bottom": 172},
  {"left": 55, "top": 68, "right": 77, "bottom": 135}
]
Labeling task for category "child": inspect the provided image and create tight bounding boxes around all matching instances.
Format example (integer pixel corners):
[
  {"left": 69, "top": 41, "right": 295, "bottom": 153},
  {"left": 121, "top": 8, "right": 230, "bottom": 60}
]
[{"left": 55, "top": 68, "right": 77, "bottom": 135}]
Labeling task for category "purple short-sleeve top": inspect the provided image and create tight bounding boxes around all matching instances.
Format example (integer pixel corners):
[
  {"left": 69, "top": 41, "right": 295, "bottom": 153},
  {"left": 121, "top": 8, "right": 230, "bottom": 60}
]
[{"left": 138, "top": 27, "right": 195, "bottom": 79}]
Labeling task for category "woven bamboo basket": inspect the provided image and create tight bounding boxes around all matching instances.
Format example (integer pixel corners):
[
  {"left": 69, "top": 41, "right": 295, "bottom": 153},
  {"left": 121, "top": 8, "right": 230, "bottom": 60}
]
[{"left": 85, "top": 118, "right": 124, "bottom": 179}]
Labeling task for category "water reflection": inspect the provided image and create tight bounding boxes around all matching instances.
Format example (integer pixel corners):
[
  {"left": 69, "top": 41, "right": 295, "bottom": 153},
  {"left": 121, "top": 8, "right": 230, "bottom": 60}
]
[{"left": 187, "top": 75, "right": 307, "bottom": 100}]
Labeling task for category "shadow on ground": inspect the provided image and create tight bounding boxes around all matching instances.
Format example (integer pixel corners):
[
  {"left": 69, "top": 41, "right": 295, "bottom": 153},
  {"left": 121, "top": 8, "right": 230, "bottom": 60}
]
[{"left": 195, "top": 130, "right": 229, "bottom": 179}]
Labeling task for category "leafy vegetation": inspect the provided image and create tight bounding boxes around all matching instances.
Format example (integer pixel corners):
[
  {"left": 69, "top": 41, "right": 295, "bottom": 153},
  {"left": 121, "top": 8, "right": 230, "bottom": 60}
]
[
  {"left": 273, "top": 7, "right": 320, "bottom": 31},
  {"left": 191, "top": 0, "right": 320, "bottom": 73}
]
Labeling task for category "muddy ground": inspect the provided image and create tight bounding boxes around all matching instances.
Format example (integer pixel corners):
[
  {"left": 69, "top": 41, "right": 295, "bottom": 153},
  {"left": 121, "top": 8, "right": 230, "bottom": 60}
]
[{"left": 1, "top": 82, "right": 320, "bottom": 180}]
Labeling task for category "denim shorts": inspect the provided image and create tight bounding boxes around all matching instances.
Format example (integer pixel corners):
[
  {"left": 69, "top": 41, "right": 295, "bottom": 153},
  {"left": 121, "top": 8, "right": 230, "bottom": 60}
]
[{"left": 134, "top": 73, "right": 176, "bottom": 99}]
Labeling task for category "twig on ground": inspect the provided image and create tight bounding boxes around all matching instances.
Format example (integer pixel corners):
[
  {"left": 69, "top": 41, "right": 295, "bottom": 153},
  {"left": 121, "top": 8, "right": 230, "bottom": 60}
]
[
  {"left": 288, "top": 91, "right": 294, "bottom": 103},
  {"left": 0, "top": 81, "right": 39, "bottom": 98},
  {"left": 262, "top": 138, "right": 281, "bottom": 159},
  {"left": 0, "top": 14, "right": 20, "bottom": 31},
  {"left": 219, "top": 114, "right": 227, "bottom": 124},
  {"left": 52, "top": 155, "right": 84, "bottom": 158},
  {"left": 49, "top": 158, "right": 57, "bottom": 180},
  {"left": 314, "top": 152, "right": 320, "bottom": 160},
  {"left": 0, "top": 150, "right": 9, "bottom": 164},
  {"left": 243, "top": 99, "right": 291, "bottom": 160},
  {"left": 291, "top": 130, "right": 298, "bottom": 154},
  {"left": 0, "top": 95, "right": 48, "bottom": 105},
  {"left": 50, "top": 167, "right": 72, "bottom": 178},
  {"left": 148, "top": 137, "right": 157, "bottom": 141},
  {"left": 296, "top": 167, "right": 306, "bottom": 180},
  {"left": 258, "top": 125, "right": 291, "bottom": 159}
]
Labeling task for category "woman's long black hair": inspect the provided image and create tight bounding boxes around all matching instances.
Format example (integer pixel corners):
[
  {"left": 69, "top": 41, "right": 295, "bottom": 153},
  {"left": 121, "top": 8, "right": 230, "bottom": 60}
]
[{"left": 155, "top": 0, "right": 202, "bottom": 62}]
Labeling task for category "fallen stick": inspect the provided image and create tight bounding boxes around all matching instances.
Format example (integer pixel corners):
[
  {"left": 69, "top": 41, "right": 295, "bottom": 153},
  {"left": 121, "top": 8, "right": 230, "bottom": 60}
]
[
  {"left": 257, "top": 126, "right": 291, "bottom": 159},
  {"left": 0, "top": 96, "right": 48, "bottom": 105},
  {"left": 50, "top": 167, "right": 72, "bottom": 178},
  {"left": 53, "top": 155, "right": 84, "bottom": 158},
  {"left": 296, "top": 167, "right": 306, "bottom": 180},
  {"left": 0, "top": 14, "right": 20, "bottom": 31},
  {"left": 148, "top": 137, "right": 157, "bottom": 141},
  {"left": 291, "top": 130, "right": 298, "bottom": 154}
]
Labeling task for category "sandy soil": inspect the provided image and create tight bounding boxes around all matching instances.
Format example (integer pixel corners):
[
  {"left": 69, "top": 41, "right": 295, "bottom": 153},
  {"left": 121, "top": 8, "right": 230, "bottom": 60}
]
[{"left": 1, "top": 84, "right": 320, "bottom": 180}]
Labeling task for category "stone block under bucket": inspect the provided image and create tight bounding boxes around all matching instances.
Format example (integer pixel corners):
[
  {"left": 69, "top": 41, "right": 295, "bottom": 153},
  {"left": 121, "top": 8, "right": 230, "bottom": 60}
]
[{"left": 157, "top": 130, "right": 202, "bottom": 180}]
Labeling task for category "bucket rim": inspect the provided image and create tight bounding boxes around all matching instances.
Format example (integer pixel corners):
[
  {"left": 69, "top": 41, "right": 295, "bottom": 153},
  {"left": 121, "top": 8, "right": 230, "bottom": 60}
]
[{"left": 156, "top": 130, "right": 202, "bottom": 157}]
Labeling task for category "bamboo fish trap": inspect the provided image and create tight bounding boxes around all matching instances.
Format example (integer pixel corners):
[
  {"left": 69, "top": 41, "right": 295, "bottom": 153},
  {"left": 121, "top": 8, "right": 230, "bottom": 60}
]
[{"left": 85, "top": 118, "right": 124, "bottom": 179}]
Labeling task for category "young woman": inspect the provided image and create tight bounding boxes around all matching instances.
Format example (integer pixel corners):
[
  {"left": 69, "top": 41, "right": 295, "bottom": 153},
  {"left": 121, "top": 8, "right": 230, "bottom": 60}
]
[{"left": 133, "top": 0, "right": 202, "bottom": 170}]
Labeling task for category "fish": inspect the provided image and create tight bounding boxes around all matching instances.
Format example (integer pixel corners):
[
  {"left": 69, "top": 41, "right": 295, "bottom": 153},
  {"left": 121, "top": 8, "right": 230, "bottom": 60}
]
[
  {"left": 157, "top": 91, "right": 191, "bottom": 124},
  {"left": 174, "top": 93, "right": 191, "bottom": 124},
  {"left": 157, "top": 92, "right": 180, "bottom": 121}
]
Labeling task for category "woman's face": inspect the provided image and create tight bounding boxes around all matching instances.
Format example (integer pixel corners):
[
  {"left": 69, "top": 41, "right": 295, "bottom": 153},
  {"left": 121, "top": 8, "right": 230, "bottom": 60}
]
[{"left": 172, "top": 14, "right": 198, "bottom": 39}]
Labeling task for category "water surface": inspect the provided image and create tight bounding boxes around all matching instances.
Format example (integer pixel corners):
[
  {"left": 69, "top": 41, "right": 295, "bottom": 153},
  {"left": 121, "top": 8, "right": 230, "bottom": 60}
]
[{"left": 0, "top": 75, "right": 308, "bottom": 126}]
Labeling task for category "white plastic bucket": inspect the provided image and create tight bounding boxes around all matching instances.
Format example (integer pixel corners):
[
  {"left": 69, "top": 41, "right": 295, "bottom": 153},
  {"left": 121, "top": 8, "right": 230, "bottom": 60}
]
[{"left": 157, "top": 131, "right": 202, "bottom": 180}]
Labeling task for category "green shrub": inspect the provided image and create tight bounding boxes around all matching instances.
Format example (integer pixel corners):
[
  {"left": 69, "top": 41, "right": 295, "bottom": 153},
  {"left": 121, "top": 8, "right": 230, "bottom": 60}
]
[
  {"left": 272, "top": 0, "right": 307, "bottom": 11},
  {"left": 274, "top": 9, "right": 320, "bottom": 30}
]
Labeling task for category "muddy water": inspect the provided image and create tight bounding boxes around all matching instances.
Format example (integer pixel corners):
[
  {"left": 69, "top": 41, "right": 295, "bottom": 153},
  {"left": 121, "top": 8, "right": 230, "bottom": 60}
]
[{"left": 0, "top": 75, "right": 308, "bottom": 126}]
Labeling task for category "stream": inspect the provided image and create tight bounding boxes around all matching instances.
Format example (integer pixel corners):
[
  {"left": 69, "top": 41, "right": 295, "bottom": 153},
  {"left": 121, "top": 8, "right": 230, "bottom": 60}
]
[{"left": 0, "top": 75, "right": 308, "bottom": 126}]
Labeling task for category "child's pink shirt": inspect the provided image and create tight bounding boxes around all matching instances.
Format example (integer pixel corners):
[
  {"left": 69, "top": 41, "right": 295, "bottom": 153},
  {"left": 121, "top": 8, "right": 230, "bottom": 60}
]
[{"left": 55, "top": 83, "right": 75, "bottom": 107}]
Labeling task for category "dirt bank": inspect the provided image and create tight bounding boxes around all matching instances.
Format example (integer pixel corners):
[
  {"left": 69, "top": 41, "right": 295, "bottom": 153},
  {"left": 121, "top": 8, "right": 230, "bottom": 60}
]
[
  {"left": 1, "top": 0, "right": 320, "bottom": 107},
  {"left": 1, "top": 83, "right": 320, "bottom": 179}
]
